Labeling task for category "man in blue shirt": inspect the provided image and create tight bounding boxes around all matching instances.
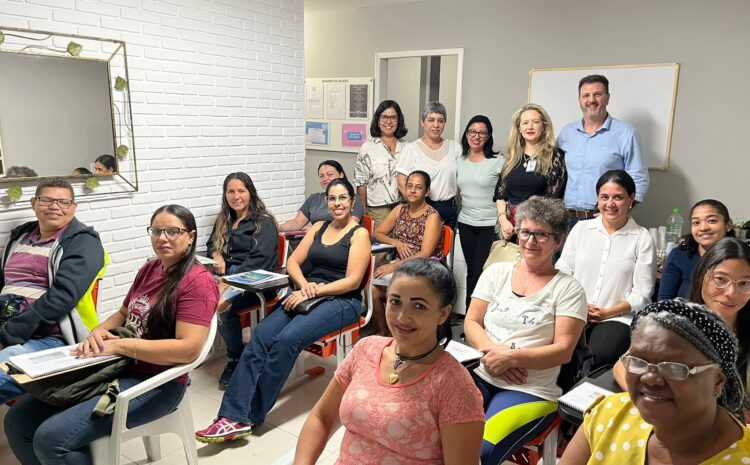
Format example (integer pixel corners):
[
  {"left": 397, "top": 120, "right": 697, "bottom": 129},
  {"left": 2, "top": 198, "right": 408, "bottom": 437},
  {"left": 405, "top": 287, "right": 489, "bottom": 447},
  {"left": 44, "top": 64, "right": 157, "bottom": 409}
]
[{"left": 557, "top": 75, "right": 649, "bottom": 226}]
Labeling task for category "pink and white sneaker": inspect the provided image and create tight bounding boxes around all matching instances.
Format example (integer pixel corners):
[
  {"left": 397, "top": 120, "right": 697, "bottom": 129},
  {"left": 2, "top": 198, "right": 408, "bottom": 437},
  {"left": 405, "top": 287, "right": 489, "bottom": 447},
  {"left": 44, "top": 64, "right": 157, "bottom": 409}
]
[{"left": 195, "top": 417, "right": 253, "bottom": 443}]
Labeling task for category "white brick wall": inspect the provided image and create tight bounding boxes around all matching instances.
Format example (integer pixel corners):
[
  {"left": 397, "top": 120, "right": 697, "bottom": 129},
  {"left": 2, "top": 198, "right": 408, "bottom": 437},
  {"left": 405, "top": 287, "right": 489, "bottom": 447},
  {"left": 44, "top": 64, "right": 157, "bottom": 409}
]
[{"left": 0, "top": 0, "right": 306, "bottom": 314}]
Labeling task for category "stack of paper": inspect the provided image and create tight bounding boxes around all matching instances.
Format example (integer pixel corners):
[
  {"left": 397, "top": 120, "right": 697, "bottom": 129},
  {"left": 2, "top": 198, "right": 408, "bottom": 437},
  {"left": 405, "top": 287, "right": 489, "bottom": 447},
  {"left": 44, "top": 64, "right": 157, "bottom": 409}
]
[{"left": 222, "top": 269, "right": 288, "bottom": 287}]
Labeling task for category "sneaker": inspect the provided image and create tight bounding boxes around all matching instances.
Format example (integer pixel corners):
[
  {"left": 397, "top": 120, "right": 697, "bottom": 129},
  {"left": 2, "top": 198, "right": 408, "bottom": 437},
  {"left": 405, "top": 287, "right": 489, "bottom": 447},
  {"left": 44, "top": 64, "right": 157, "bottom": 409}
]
[
  {"left": 219, "top": 359, "right": 238, "bottom": 386},
  {"left": 195, "top": 417, "right": 252, "bottom": 443}
]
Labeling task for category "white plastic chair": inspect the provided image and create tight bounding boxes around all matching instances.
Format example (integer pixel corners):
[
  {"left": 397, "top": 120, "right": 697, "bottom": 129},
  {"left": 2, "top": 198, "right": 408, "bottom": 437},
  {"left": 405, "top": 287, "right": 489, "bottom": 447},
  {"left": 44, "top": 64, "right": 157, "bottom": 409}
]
[{"left": 89, "top": 315, "right": 218, "bottom": 465}]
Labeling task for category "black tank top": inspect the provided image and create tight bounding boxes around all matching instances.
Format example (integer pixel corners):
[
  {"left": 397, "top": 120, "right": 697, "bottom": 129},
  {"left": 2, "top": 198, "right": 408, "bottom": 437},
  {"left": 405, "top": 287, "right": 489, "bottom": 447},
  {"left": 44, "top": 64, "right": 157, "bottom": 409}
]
[{"left": 306, "top": 221, "right": 363, "bottom": 300}]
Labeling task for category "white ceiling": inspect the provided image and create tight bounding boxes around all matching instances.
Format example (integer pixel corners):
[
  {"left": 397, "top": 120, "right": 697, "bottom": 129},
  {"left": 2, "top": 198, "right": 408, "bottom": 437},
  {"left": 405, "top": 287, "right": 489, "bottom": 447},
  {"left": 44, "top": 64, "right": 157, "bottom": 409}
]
[{"left": 304, "top": 0, "right": 425, "bottom": 13}]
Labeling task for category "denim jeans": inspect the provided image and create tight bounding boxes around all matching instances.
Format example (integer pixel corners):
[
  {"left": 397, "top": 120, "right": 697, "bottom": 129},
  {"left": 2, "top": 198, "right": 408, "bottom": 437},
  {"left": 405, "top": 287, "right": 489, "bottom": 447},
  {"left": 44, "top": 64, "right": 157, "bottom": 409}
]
[
  {"left": 218, "top": 296, "right": 361, "bottom": 426},
  {"left": 218, "top": 289, "right": 264, "bottom": 360},
  {"left": 4, "top": 375, "right": 186, "bottom": 465},
  {"left": 0, "top": 336, "right": 66, "bottom": 404}
]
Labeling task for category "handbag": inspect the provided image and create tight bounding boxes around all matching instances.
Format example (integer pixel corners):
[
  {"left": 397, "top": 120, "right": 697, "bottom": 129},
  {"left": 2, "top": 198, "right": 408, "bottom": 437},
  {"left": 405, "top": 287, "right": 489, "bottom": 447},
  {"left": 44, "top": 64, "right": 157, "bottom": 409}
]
[
  {"left": 483, "top": 239, "right": 521, "bottom": 270},
  {"left": 287, "top": 295, "right": 334, "bottom": 315},
  {"left": 0, "top": 294, "right": 27, "bottom": 330}
]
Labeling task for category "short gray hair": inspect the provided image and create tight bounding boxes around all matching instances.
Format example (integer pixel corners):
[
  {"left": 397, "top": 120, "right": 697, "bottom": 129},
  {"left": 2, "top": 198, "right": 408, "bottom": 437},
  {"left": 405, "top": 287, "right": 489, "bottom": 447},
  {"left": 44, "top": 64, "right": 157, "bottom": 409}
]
[
  {"left": 514, "top": 196, "right": 568, "bottom": 236},
  {"left": 421, "top": 101, "right": 447, "bottom": 122}
]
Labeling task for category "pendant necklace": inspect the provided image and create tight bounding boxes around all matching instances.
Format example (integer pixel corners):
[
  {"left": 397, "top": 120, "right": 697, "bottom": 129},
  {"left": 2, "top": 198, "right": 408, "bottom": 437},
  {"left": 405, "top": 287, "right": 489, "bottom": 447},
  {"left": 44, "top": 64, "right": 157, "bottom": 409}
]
[{"left": 389, "top": 342, "right": 440, "bottom": 384}]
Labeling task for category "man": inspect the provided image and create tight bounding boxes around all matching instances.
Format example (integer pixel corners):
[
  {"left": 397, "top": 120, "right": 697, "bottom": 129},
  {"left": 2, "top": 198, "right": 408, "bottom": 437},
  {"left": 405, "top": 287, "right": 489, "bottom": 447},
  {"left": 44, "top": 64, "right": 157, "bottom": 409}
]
[
  {"left": 0, "top": 177, "right": 106, "bottom": 403},
  {"left": 557, "top": 74, "right": 649, "bottom": 226}
]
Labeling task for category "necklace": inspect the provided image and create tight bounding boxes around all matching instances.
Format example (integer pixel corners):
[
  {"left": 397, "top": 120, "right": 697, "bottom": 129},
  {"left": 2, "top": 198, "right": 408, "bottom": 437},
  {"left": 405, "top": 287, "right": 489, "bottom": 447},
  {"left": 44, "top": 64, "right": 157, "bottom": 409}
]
[
  {"left": 522, "top": 153, "right": 536, "bottom": 169},
  {"left": 389, "top": 342, "right": 440, "bottom": 384}
]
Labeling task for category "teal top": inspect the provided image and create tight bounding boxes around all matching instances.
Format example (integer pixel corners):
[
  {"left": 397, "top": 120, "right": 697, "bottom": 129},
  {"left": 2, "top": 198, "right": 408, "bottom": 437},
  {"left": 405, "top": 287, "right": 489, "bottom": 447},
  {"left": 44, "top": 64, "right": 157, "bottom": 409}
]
[{"left": 457, "top": 156, "right": 504, "bottom": 227}]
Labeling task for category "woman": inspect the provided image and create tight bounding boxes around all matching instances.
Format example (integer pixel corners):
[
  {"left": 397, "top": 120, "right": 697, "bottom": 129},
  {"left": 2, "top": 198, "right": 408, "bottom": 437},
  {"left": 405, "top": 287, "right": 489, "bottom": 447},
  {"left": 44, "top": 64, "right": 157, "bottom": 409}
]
[
  {"left": 457, "top": 115, "right": 504, "bottom": 310},
  {"left": 659, "top": 199, "right": 735, "bottom": 300},
  {"left": 196, "top": 178, "right": 371, "bottom": 442},
  {"left": 5, "top": 205, "right": 218, "bottom": 465},
  {"left": 494, "top": 103, "right": 566, "bottom": 240},
  {"left": 72, "top": 167, "right": 92, "bottom": 176},
  {"left": 368, "top": 170, "right": 444, "bottom": 335},
  {"left": 614, "top": 237, "right": 750, "bottom": 409},
  {"left": 465, "top": 196, "right": 587, "bottom": 465},
  {"left": 396, "top": 102, "right": 462, "bottom": 229},
  {"left": 293, "top": 258, "right": 485, "bottom": 465},
  {"left": 278, "top": 160, "right": 364, "bottom": 231},
  {"left": 206, "top": 172, "right": 279, "bottom": 386},
  {"left": 354, "top": 100, "right": 408, "bottom": 227},
  {"left": 557, "top": 170, "right": 656, "bottom": 368},
  {"left": 560, "top": 299, "right": 749, "bottom": 464},
  {"left": 94, "top": 154, "right": 116, "bottom": 174}
]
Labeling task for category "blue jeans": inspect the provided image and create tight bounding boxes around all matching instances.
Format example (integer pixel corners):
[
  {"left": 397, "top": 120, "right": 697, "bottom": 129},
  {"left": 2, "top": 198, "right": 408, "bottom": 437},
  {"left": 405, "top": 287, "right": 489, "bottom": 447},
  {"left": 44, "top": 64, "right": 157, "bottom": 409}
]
[
  {"left": 218, "top": 297, "right": 361, "bottom": 426},
  {"left": 218, "top": 289, "right": 265, "bottom": 360},
  {"left": 0, "top": 336, "right": 66, "bottom": 404},
  {"left": 4, "top": 375, "right": 186, "bottom": 465}
]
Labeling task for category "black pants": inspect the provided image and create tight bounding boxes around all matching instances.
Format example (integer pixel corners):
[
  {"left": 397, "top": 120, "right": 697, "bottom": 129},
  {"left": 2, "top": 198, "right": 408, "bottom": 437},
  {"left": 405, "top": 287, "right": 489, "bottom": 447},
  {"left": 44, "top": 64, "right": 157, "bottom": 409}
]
[
  {"left": 587, "top": 320, "right": 631, "bottom": 369},
  {"left": 426, "top": 197, "right": 457, "bottom": 229},
  {"left": 457, "top": 222, "right": 495, "bottom": 309}
]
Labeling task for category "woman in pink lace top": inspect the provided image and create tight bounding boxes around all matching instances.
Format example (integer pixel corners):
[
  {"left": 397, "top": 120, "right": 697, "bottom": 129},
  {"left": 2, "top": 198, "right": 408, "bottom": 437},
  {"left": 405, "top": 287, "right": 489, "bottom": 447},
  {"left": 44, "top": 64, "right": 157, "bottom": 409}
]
[{"left": 294, "top": 258, "right": 484, "bottom": 465}]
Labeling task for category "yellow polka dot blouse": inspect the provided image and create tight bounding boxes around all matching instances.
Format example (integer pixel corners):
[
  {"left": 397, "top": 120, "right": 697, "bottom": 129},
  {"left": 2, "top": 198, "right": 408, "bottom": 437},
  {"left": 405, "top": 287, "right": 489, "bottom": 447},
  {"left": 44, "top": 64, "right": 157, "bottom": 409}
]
[{"left": 583, "top": 393, "right": 750, "bottom": 464}]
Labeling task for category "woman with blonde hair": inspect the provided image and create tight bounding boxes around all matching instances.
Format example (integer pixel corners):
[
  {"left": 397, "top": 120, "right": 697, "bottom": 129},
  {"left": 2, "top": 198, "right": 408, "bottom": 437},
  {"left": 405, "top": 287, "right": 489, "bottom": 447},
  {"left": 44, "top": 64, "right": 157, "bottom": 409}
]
[{"left": 494, "top": 103, "right": 566, "bottom": 240}]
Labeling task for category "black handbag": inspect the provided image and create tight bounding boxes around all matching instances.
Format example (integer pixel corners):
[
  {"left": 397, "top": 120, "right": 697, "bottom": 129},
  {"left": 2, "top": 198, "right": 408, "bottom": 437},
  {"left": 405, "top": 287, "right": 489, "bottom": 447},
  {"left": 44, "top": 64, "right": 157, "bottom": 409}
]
[{"left": 287, "top": 295, "right": 334, "bottom": 315}]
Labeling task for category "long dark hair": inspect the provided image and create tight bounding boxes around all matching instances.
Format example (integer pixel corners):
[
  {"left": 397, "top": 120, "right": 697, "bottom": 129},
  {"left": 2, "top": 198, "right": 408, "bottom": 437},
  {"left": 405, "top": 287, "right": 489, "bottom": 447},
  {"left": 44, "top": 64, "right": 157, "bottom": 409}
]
[
  {"left": 370, "top": 100, "right": 408, "bottom": 139},
  {"left": 391, "top": 258, "right": 456, "bottom": 347},
  {"left": 211, "top": 172, "right": 277, "bottom": 255},
  {"left": 460, "top": 114, "right": 499, "bottom": 158},
  {"left": 679, "top": 199, "right": 735, "bottom": 255},
  {"left": 689, "top": 236, "right": 750, "bottom": 378},
  {"left": 146, "top": 205, "right": 197, "bottom": 339}
]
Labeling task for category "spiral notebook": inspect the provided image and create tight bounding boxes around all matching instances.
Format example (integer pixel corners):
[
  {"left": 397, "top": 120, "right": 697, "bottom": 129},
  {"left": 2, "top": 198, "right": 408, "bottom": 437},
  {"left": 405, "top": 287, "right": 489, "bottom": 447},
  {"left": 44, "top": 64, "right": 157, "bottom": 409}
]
[
  {"left": 558, "top": 382, "right": 614, "bottom": 413},
  {"left": 6, "top": 344, "right": 120, "bottom": 380}
]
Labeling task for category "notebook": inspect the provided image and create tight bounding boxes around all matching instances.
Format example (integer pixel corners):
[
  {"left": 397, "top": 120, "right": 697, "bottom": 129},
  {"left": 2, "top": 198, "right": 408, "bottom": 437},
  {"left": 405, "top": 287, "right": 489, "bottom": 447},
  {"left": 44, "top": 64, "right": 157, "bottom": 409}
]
[
  {"left": 222, "top": 269, "right": 288, "bottom": 287},
  {"left": 6, "top": 344, "right": 120, "bottom": 380},
  {"left": 445, "top": 341, "right": 484, "bottom": 365},
  {"left": 558, "top": 381, "right": 615, "bottom": 413}
]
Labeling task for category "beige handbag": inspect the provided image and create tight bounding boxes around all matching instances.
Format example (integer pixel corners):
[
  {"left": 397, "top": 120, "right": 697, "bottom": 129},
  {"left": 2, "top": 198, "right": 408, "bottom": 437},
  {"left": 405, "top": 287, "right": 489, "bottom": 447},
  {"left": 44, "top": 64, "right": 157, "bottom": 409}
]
[{"left": 483, "top": 239, "right": 521, "bottom": 270}]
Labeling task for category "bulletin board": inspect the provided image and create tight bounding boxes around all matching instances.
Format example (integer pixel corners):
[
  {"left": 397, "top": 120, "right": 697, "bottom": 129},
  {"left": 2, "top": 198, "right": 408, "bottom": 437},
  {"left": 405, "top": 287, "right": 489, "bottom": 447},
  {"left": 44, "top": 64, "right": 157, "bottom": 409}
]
[
  {"left": 528, "top": 63, "right": 680, "bottom": 171},
  {"left": 304, "top": 77, "right": 374, "bottom": 153}
]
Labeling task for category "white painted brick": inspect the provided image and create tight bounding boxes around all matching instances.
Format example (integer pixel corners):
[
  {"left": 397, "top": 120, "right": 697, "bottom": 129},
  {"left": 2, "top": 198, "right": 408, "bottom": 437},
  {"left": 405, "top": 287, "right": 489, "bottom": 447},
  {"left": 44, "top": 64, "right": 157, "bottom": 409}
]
[{"left": 0, "top": 0, "right": 303, "bottom": 329}]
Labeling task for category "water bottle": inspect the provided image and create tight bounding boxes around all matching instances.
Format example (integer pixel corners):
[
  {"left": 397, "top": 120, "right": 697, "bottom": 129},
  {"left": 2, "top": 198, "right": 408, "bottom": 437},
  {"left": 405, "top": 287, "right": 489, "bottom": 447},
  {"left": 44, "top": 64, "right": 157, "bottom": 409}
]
[{"left": 665, "top": 208, "right": 683, "bottom": 256}]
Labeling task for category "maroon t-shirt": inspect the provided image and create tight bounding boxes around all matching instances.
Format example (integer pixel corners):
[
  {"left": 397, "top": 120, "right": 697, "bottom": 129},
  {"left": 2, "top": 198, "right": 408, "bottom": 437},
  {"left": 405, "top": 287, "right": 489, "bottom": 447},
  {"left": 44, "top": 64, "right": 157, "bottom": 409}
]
[{"left": 122, "top": 259, "right": 218, "bottom": 383}]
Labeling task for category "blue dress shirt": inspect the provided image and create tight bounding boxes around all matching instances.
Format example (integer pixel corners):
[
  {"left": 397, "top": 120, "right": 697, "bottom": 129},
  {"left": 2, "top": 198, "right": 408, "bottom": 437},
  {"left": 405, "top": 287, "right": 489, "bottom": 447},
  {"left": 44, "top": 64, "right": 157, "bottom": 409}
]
[{"left": 558, "top": 115, "right": 649, "bottom": 210}]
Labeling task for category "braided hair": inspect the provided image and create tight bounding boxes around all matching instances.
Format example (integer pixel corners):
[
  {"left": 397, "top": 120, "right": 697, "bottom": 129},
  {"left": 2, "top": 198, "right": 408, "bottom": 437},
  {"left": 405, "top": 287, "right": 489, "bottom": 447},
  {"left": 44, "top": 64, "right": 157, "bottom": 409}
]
[{"left": 631, "top": 299, "right": 745, "bottom": 416}]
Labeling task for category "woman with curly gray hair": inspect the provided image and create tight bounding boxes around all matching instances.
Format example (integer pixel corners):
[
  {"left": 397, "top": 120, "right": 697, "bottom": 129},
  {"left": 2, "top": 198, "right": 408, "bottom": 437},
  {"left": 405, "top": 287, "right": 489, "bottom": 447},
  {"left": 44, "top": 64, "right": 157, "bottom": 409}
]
[
  {"left": 464, "top": 196, "right": 588, "bottom": 464},
  {"left": 560, "top": 299, "right": 749, "bottom": 464}
]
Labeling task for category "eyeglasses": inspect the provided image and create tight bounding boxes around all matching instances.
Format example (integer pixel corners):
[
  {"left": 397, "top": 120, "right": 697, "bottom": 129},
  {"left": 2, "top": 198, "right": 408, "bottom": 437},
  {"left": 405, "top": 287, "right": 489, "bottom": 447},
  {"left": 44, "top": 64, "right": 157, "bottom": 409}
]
[
  {"left": 147, "top": 227, "right": 189, "bottom": 239},
  {"left": 380, "top": 115, "right": 398, "bottom": 122},
  {"left": 467, "top": 129, "right": 489, "bottom": 139},
  {"left": 620, "top": 354, "right": 718, "bottom": 381},
  {"left": 709, "top": 272, "right": 750, "bottom": 294},
  {"left": 517, "top": 229, "right": 556, "bottom": 243},
  {"left": 326, "top": 194, "right": 351, "bottom": 204},
  {"left": 35, "top": 196, "right": 74, "bottom": 209}
]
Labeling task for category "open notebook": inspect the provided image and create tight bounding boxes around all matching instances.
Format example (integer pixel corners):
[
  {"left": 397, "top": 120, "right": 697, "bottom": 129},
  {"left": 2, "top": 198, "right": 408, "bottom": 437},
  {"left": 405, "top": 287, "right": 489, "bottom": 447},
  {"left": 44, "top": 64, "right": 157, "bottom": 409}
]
[
  {"left": 6, "top": 344, "right": 120, "bottom": 380},
  {"left": 558, "top": 381, "right": 615, "bottom": 413}
]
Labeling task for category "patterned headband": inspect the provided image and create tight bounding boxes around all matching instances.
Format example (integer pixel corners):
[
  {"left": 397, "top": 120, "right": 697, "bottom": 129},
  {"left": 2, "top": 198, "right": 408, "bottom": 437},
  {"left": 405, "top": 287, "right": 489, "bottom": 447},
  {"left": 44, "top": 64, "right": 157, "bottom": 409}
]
[{"left": 631, "top": 298, "right": 745, "bottom": 414}]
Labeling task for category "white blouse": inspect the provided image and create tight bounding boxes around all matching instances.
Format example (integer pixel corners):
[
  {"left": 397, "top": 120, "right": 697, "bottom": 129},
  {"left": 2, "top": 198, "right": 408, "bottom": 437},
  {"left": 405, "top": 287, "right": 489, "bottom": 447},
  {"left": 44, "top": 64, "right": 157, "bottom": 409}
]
[
  {"left": 556, "top": 216, "right": 657, "bottom": 325},
  {"left": 395, "top": 139, "right": 461, "bottom": 201}
]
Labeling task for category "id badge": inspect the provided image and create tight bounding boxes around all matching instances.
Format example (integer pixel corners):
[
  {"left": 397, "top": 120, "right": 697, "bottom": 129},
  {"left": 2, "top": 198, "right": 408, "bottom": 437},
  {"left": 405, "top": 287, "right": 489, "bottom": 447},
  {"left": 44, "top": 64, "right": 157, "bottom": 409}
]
[{"left": 525, "top": 158, "right": 537, "bottom": 172}]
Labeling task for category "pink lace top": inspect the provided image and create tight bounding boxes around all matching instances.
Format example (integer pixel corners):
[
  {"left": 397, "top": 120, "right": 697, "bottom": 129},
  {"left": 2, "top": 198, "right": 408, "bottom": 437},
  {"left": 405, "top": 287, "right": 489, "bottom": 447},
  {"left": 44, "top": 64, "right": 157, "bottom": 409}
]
[{"left": 334, "top": 336, "right": 484, "bottom": 464}]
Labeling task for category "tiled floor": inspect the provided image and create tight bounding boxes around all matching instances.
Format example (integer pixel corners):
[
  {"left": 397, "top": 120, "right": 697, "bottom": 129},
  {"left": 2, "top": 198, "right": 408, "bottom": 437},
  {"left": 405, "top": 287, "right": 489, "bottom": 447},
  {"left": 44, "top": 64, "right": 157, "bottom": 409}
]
[{"left": 0, "top": 353, "right": 345, "bottom": 465}]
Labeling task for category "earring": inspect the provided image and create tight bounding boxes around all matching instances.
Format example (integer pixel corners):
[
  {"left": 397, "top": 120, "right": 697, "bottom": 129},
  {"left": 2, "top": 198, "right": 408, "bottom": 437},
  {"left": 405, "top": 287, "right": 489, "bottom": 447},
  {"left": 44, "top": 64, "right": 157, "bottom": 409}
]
[{"left": 713, "top": 391, "right": 721, "bottom": 398}]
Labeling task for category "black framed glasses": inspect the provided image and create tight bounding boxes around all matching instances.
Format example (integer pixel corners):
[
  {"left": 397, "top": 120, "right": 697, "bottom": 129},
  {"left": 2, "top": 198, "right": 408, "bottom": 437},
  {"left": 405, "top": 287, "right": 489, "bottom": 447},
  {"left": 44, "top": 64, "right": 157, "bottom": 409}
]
[
  {"left": 379, "top": 115, "right": 398, "bottom": 122},
  {"left": 709, "top": 273, "right": 750, "bottom": 294},
  {"left": 466, "top": 129, "right": 489, "bottom": 139},
  {"left": 147, "top": 227, "right": 189, "bottom": 239},
  {"left": 35, "top": 196, "right": 74, "bottom": 209},
  {"left": 620, "top": 354, "right": 718, "bottom": 381},
  {"left": 516, "top": 229, "right": 556, "bottom": 243}
]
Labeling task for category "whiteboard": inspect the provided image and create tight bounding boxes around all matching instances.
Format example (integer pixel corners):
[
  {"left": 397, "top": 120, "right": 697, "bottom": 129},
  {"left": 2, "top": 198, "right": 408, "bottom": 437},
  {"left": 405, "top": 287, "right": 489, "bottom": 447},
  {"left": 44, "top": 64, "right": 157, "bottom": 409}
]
[
  {"left": 528, "top": 64, "right": 680, "bottom": 170},
  {"left": 305, "top": 77, "right": 374, "bottom": 153}
]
